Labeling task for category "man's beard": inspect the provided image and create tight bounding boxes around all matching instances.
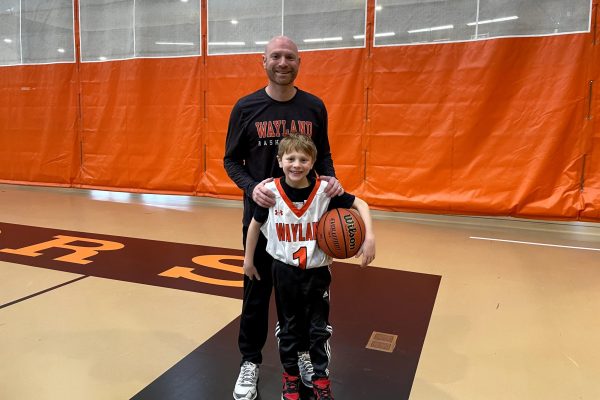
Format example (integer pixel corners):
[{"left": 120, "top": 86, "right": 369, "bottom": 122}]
[{"left": 268, "top": 69, "right": 298, "bottom": 86}]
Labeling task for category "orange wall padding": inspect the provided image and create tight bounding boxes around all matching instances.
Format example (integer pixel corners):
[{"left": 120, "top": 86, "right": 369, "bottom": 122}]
[
  {"left": 76, "top": 58, "right": 204, "bottom": 194},
  {"left": 368, "top": 35, "right": 591, "bottom": 219},
  {"left": 1, "top": 32, "right": 599, "bottom": 221},
  {"left": 0, "top": 64, "right": 79, "bottom": 187},
  {"left": 581, "top": 5, "right": 600, "bottom": 220}
]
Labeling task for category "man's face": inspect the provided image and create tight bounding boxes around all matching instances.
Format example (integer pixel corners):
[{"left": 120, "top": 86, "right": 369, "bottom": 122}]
[{"left": 263, "top": 38, "right": 300, "bottom": 87}]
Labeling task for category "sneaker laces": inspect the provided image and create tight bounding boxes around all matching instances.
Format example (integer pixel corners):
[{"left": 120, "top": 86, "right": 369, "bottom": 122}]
[
  {"left": 298, "top": 352, "right": 314, "bottom": 374},
  {"left": 237, "top": 361, "right": 257, "bottom": 385},
  {"left": 282, "top": 373, "right": 300, "bottom": 397},
  {"left": 284, "top": 380, "right": 299, "bottom": 393},
  {"left": 313, "top": 378, "right": 333, "bottom": 399}
]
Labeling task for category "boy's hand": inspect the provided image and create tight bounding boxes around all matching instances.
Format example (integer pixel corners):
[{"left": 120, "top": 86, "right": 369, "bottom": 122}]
[
  {"left": 356, "top": 236, "right": 376, "bottom": 268},
  {"left": 320, "top": 176, "right": 344, "bottom": 197},
  {"left": 243, "top": 262, "right": 261, "bottom": 281}
]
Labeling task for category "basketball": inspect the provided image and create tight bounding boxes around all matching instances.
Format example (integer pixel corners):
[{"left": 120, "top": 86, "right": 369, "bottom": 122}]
[{"left": 317, "top": 208, "right": 365, "bottom": 259}]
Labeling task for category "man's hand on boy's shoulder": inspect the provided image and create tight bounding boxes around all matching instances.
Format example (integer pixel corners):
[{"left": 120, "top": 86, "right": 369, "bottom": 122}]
[
  {"left": 252, "top": 177, "right": 275, "bottom": 207},
  {"left": 320, "top": 176, "right": 344, "bottom": 197}
]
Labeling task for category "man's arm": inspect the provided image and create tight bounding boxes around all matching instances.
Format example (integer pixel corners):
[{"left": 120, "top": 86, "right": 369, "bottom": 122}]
[
  {"left": 313, "top": 105, "right": 336, "bottom": 177},
  {"left": 223, "top": 102, "right": 276, "bottom": 208},
  {"left": 313, "top": 105, "right": 343, "bottom": 197},
  {"left": 223, "top": 103, "right": 258, "bottom": 195}
]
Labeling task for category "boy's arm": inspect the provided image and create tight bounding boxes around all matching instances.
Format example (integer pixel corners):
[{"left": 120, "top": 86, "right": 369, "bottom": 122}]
[
  {"left": 243, "top": 218, "right": 263, "bottom": 280},
  {"left": 351, "top": 197, "right": 376, "bottom": 268}
]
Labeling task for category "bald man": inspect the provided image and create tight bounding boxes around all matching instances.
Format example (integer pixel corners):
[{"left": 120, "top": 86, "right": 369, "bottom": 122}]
[{"left": 224, "top": 36, "right": 343, "bottom": 400}]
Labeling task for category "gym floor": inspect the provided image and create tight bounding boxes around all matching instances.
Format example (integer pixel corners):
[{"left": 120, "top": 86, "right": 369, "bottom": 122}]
[{"left": 0, "top": 183, "right": 599, "bottom": 400}]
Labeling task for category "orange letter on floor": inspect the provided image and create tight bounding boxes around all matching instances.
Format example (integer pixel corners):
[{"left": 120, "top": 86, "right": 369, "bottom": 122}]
[
  {"left": 159, "top": 255, "right": 244, "bottom": 287},
  {"left": 0, "top": 235, "right": 125, "bottom": 264}
]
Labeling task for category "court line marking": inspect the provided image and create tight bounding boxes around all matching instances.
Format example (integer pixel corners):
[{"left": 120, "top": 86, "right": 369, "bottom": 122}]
[
  {"left": 470, "top": 236, "right": 600, "bottom": 252},
  {"left": 0, "top": 275, "right": 89, "bottom": 310}
]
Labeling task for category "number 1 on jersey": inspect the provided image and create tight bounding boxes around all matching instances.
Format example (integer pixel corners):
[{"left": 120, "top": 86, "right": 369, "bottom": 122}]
[{"left": 293, "top": 246, "right": 307, "bottom": 270}]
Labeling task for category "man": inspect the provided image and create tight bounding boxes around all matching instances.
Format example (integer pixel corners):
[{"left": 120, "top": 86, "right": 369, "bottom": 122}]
[{"left": 223, "top": 36, "right": 343, "bottom": 400}]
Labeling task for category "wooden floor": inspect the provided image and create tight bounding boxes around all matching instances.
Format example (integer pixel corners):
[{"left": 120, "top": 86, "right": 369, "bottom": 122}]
[{"left": 1, "top": 183, "right": 599, "bottom": 400}]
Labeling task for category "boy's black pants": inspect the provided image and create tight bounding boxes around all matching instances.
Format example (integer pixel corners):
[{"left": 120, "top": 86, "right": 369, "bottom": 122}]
[
  {"left": 238, "top": 228, "right": 311, "bottom": 365},
  {"left": 273, "top": 259, "right": 332, "bottom": 378}
]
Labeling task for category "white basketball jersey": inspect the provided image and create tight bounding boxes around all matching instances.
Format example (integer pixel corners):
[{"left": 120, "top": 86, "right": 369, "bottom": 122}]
[{"left": 261, "top": 178, "right": 332, "bottom": 269}]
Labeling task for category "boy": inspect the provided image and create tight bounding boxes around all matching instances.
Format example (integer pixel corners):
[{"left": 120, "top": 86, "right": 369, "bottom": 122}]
[{"left": 243, "top": 134, "right": 376, "bottom": 400}]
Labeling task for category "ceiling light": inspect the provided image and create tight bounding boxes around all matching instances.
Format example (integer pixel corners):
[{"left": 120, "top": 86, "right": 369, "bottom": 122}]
[
  {"left": 303, "top": 37, "right": 343, "bottom": 43},
  {"left": 354, "top": 32, "right": 395, "bottom": 40},
  {"left": 98, "top": 56, "right": 107, "bottom": 61},
  {"left": 209, "top": 41, "right": 245, "bottom": 46},
  {"left": 155, "top": 41, "right": 195, "bottom": 46},
  {"left": 376, "top": 5, "right": 382, "bottom": 11},
  {"left": 408, "top": 24, "right": 454, "bottom": 34},
  {"left": 57, "top": 48, "right": 65, "bottom": 53},
  {"left": 255, "top": 41, "right": 269, "bottom": 45},
  {"left": 466, "top": 16, "right": 518, "bottom": 26},
  {"left": 180, "top": 0, "right": 189, "bottom": 2},
  {"left": 3, "top": 38, "right": 12, "bottom": 43},
  {"left": 231, "top": 19, "right": 238, "bottom": 25}
]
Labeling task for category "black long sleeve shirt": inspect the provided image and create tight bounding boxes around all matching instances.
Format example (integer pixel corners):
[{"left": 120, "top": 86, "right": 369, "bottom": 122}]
[{"left": 224, "top": 87, "right": 336, "bottom": 227}]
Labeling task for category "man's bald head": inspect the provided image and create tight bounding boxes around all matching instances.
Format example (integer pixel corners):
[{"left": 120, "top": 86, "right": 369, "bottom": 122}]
[{"left": 264, "top": 36, "right": 299, "bottom": 56}]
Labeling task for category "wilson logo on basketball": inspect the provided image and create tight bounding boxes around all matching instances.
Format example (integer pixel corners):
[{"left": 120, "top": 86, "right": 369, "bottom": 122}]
[{"left": 344, "top": 214, "right": 357, "bottom": 250}]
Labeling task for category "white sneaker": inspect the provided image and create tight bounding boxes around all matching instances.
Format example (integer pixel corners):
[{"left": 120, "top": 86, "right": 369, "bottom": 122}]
[
  {"left": 298, "top": 351, "right": 314, "bottom": 388},
  {"left": 233, "top": 361, "right": 259, "bottom": 400}
]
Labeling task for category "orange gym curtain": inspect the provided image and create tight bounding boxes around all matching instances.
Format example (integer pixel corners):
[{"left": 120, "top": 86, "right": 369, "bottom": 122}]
[
  {"left": 581, "top": 2, "right": 600, "bottom": 220},
  {"left": 1, "top": 4, "right": 600, "bottom": 221},
  {"left": 367, "top": 34, "right": 591, "bottom": 219},
  {"left": 75, "top": 58, "right": 204, "bottom": 194},
  {"left": 0, "top": 64, "right": 79, "bottom": 187}
]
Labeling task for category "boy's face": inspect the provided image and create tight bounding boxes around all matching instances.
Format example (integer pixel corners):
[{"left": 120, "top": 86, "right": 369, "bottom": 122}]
[{"left": 278, "top": 149, "right": 314, "bottom": 187}]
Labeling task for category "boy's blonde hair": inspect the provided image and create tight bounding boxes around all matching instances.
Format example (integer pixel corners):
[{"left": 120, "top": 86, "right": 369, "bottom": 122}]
[{"left": 277, "top": 134, "right": 317, "bottom": 160}]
